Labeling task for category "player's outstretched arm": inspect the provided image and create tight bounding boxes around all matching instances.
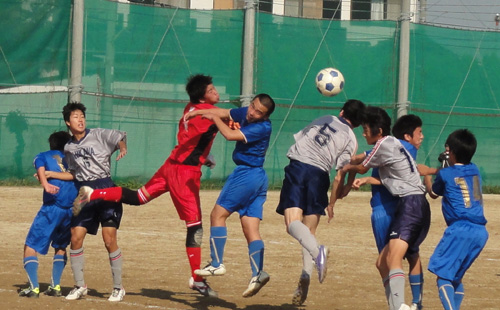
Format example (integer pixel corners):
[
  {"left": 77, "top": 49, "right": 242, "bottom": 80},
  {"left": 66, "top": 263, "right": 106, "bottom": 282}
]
[
  {"left": 417, "top": 164, "right": 438, "bottom": 176},
  {"left": 44, "top": 170, "right": 74, "bottom": 181},
  {"left": 185, "top": 108, "right": 230, "bottom": 121}
]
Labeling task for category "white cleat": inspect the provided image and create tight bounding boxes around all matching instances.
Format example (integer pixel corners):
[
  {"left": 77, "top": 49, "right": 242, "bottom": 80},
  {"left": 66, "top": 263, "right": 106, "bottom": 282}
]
[
  {"left": 65, "top": 285, "right": 88, "bottom": 300},
  {"left": 108, "top": 287, "right": 125, "bottom": 302},
  {"left": 194, "top": 263, "right": 226, "bottom": 276}
]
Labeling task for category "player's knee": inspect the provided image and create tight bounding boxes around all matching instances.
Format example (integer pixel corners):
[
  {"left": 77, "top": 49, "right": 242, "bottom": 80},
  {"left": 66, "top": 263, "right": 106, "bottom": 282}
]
[{"left": 186, "top": 224, "right": 203, "bottom": 248}]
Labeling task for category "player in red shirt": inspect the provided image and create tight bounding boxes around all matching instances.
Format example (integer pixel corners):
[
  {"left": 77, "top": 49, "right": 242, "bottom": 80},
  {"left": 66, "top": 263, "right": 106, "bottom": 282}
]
[{"left": 73, "top": 74, "right": 221, "bottom": 297}]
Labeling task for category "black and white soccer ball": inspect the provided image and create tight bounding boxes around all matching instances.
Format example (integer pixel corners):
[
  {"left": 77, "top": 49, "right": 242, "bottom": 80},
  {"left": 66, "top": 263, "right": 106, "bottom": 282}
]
[{"left": 315, "top": 67, "right": 345, "bottom": 97}]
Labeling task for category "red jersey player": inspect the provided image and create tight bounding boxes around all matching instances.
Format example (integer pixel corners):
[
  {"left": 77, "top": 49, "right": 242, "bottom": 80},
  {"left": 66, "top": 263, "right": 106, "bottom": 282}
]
[{"left": 73, "top": 74, "right": 221, "bottom": 297}]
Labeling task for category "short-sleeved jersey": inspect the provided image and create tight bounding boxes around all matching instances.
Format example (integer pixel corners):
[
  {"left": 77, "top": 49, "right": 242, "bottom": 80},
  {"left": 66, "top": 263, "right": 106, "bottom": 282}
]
[
  {"left": 432, "top": 163, "right": 487, "bottom": 226},
  {"left": 363, "top": 136, "right": 425, "bottom": 197},
  {"left": 371, "top": 140, "right": 417, "bottom": 206},
  {"left": 169, "top": 102, "right": 218, "bottom": 166},
  {"left": 229, "top": 107, "right": 272, "bottom": 167},
  {"left": 65, "top": 128, "right": 126, "bottom": 181},
  {"left": 287, "top": 115, "right": 357, "bottom": 172},
  {"left": 33, "top": 150, "right": 78, "bottom": 208}
]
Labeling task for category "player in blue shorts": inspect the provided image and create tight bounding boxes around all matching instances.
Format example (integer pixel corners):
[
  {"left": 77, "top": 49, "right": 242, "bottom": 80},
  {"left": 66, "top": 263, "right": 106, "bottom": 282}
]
[
  {"left": 352, "top": 115, "right": 437, "bottom": 310},
  {"left": 185, "top": 93, "right": 275, "bottom": 298},
  {"left": 19, "top": 131, "right": 78, "bottom": 298},
  {"left": 425, "top": 129, "right": 488, "bottom": 310},
  {"left": 342, "top": 107, "right": 430, "bottom": 310},
  {"left": 275, "top": 99, "right": 366, "bottom": 306}
]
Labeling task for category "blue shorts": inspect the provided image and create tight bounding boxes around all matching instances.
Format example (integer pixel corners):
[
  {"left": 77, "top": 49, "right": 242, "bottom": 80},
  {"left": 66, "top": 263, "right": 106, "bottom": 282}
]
[
  {"left": 371, "top": 200, "right": 397, "bottom": 253},
  {"left": 276, "top": 160, "right": 330, "bottom": 216},
  {"left": 25, "top": 204, "right": 72, "bottom": 255},
  {"left": 72, "top": 178, "right": 123, "bottom": 235},
  {"left": 428, "top": 221, "right": 488, "bottom": 282},
  {"left": 216, "top": 165, "right": 268, "bottom": 219},
  {"left": 390, "top": 194, "right": 430, "bottom": 255}
]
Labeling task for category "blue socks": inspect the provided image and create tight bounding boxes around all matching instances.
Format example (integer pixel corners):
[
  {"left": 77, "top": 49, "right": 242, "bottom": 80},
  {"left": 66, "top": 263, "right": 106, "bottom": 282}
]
[
  {"left": 51, "top": 254, "right": 67, "bottom": 287},
  {"left": 23, "top": 256, "right": 39, "bottom": 289},
  {"left": 248, "top": 240, "right": 264, "bottom": 276},
  {"left": 409, "top": 273, "right": 423, "bottom": 305},
  {"left": 209, "top": 226, "right": 227, "bottom": 267}
]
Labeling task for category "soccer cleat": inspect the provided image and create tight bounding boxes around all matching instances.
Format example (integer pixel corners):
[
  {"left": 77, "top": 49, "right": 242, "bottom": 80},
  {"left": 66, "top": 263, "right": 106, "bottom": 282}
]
[
  {"left": 194, "top": 263, "right": 226, "bottom": 277},
  {"left": 44, "top": 285, "right": 62, "bottom": 297},
  {"left": 292, "top": 274, "right": 310, "bottom": 306},
  {"left": 315, "top": 245, "right": 329, "bottom": 283},
  {"left": 398, "top": 304, "right": 412, "bottom": 310},
  {"left": 18, "top": 287, "right": 39, "bottom": 298},
  {"left": 242, "top": 270, "right": 270, "bottom": 298},
  {"left": 188, "top": 277, "right": 218, "bottom": 298},
  {"left": 65, "top": 285, "right": 88, "bottom": 300},
  {"left": 410, "top": 303, "right": 422, "bottom": 310},
  {"left": 108, "top": 287, "right": 125, "bottom": 302},
  {"left": 73, "top": 186, "right": 93, "bottom": 216}
]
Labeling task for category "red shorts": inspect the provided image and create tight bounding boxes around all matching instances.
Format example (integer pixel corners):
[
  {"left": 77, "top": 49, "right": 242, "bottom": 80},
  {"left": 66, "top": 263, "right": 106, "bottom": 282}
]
[{"left": 140, "top": 159, "right": 202, "bottom": 222}]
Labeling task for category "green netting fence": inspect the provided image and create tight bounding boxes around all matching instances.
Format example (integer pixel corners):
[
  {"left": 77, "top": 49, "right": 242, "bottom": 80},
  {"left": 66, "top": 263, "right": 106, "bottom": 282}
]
[{"left": 1, "top": 0, "right": 499, "bottom": 187}]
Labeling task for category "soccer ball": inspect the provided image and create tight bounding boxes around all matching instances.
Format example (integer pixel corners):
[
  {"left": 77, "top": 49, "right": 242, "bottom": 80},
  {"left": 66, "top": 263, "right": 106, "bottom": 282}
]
[{"left": 315, "top": 68, "right": 345, "bottom": 97}]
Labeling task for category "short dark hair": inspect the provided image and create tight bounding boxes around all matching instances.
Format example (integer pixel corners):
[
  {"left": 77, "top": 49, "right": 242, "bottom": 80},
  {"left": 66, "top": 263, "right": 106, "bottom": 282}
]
[
  {"left": 362, "top": 106, "right": 391, "bottom": 137},
  {"left": 341, "top": 99, "right": 366, "bottom": 128},
  {"left": 49, "top": 131, "right": 71, "bottom": 151},
  {"left": 392, "top": 114, "right": 422, "bottom": 140},
  {"left": 186, "top": 74, "right": 213, "bottom": 103},
  {"left": 253, "top": 93, "right": 275, "bottom": 116},
  {"left": 62, "top": 102, "right": 86, "bottom": 123},
  {"left": 446, "top": 129, "right": 477, "bottom": 164}
]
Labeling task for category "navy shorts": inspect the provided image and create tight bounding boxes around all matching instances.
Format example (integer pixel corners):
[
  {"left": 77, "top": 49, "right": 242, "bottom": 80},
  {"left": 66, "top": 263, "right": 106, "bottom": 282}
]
[
  {"left": 276, "top": 160, "right": 330, "bottom": 216},
  {"left": 72, "top": 178, "right": 123, "bottom": 235},
  {"left": 389, "top": 194, "right": 430, "bottom": 255}
]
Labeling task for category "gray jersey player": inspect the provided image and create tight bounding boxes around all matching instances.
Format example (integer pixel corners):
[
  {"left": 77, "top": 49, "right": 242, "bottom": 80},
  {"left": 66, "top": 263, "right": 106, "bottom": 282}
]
[
  {"left": 59, "top": 102, "right": 128, "bottom": 302},
  {"left": 342, "top": 106, "right": 430, "bottom": 310},
  {"left": 276, "top": 99, "right": 366, "bottom": 306}
]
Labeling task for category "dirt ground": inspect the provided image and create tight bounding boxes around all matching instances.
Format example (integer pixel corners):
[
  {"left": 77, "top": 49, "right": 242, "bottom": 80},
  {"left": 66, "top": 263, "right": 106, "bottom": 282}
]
[{"left": 0, "top": 187, "right": 499, "bottom": 310}]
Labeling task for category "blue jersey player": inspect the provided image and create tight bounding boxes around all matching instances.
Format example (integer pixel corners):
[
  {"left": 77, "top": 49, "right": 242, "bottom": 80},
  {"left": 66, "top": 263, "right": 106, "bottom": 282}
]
[
  {"left": 19, "top": 131, "right": 77, "bottom": 298},
  {"left": 352, "top": 115, "right": 436, "bottom": 310},
  {"left": 425, "top": 129, "right": 488, "bottom": 310},
  {"left": 185, "top": 94, "right": 275, "bottom": 298}
]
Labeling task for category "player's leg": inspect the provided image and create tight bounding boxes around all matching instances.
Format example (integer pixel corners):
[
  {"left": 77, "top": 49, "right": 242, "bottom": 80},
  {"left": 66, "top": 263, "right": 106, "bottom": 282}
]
[
  {"left": 437, "top": 277, "right": 456, "bottom": 310},
  {"left": 66, "top": 226, "right": 89, "bottom": 300},
  {"left": 21, "top": 206, "right": 60, "bottom": 298},
  {"left": 285, "top": 208, "right": 328, "bottom": 284},
  {"left": 167, "top": 163, "right": 214, "bottom": 293},
  {"left": 453, "top": 281, "right": 464, "bottom": 309},
  {"left": 408, "top": 254, "right": 424, "bottom": 310},
  {"left": 44, "top": 248, "right": 66, "bottom": 297},
  {"left": 46, "top": 207, "right": 72, "bottom": 297},
  {"left": 19, "top": 245, "right": 40, "bottom": 298},
  {"left": 75, "top": 164, "right": 170, "bottom": 212},
  {"left": 380, "top": 238, "right": 409, "bottom": 310},
  {"left": 195, "top": 204, "right": 231, "bottom": 276},
  {"left": 102, "top": 221, "right": 125, "bottom": 302},
  {"left": 241, "top": 215, "right": 269, "bottom": 298},
  {"left": 291, "top": 214, "right": 319, "bottom": 305}
]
